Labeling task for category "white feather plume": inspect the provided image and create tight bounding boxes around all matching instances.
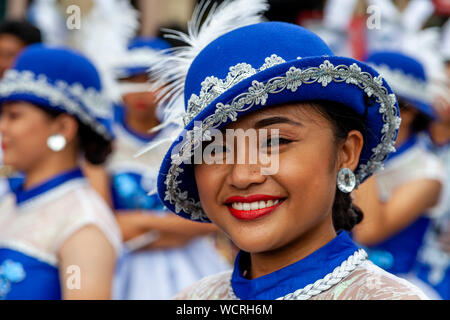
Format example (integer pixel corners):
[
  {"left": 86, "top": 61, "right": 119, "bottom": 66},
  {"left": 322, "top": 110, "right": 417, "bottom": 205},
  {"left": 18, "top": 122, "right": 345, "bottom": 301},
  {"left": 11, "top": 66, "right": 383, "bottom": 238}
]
[{"left": 149, "top": 0, "right": 269, "bottom": 125}]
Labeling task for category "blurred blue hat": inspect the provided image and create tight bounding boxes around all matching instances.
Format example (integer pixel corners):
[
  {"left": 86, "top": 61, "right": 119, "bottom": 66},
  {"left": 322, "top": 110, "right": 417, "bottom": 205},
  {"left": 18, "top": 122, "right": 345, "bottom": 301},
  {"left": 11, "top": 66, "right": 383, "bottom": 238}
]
[
  {"left": 150, "top": 21, "right": 401, "bottom": 222},
  {"left": 114, "top": 37, "right": 171, "bottom": 79},
  {"left": 0, "top": 44, "right": 113, "bottom": 140},
  {"left": 365, "top": 51, "right": 436, "bottom": 119}
]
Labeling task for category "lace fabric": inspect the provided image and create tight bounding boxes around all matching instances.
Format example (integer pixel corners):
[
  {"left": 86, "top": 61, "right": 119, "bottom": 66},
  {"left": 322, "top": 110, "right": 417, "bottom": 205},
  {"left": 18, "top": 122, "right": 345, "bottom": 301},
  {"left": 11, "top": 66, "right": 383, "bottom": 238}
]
[
  {"left": 173, "top": 261, "right": 429, "bottom": 300},
  {"left": 0, "top": 180, "right": 122, "bottom": 267}
]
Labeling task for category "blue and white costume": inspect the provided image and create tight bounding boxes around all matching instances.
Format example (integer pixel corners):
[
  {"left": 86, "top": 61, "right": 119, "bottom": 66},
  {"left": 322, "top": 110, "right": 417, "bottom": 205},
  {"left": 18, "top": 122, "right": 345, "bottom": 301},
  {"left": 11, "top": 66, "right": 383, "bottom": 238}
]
[
  {"left": 175, "top": 232, "right": 427, "bottom": 300},
  {"left": 139, "top": 0, "right": 428, "bottom": 300},
  {"left": 413, "top": 134, "right": 450, "bottom": 299},
  {"left": 109, "top": 38, "right": 230, "bottom": 300},
  {"left": 0, "top": 45, "right": 121, "bottom": 299},
  {"left": 0, "top": 168, "right": 122, "bottom": 300},
  {"left": 360, "top": 52, "right": 446, "bottom": 298}
]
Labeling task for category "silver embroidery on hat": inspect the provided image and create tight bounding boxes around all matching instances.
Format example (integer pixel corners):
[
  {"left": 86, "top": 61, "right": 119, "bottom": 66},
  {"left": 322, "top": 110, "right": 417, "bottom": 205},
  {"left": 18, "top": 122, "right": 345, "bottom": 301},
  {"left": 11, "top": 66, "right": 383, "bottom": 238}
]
[{"left": 0, "top": 69, "right": 112, "bottom": 140}]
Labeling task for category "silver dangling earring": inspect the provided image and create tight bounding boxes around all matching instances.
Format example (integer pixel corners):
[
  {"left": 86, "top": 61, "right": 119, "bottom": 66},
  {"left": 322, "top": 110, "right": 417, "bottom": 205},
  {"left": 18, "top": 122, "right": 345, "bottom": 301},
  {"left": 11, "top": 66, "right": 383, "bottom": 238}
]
[
  {"left": 47, "top": 134, "right": 66, "bottom": 152},
  {"left": 337, "top": 168, "right": 356, "bottom": 193}
]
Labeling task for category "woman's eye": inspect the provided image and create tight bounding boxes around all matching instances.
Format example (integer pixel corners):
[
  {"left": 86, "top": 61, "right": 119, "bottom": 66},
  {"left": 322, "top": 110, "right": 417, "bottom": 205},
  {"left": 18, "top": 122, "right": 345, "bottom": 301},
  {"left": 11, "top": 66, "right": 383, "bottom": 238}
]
[
  {"left": 4, "top": 111, "right": 20, "bottom": 120},
  {"left": 210, "top": 145, "right": 230, "bottom": 154},
  {"left": 203, "top": 143, "right": 231, "bottom": 156},
  {"left": 261, "top": 137, "right": 292, "bottom": 148}
]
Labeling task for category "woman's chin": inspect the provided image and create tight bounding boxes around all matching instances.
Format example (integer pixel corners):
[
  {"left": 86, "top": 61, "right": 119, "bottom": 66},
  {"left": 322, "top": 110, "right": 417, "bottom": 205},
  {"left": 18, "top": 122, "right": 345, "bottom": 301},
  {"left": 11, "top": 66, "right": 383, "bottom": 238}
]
[{"left": 231, "top": 235, "right": 280, "bottom": 254}]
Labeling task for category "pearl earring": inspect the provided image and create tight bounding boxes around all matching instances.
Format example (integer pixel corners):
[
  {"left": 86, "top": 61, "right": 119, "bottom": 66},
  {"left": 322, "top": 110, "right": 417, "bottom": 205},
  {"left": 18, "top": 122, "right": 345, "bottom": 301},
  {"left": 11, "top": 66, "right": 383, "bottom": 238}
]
[
  {"left": 337, "top": 168, "right": 356, "bottom": 193},
  {"left": 47, "top": 134, "right": 66, "bottom": 152}
]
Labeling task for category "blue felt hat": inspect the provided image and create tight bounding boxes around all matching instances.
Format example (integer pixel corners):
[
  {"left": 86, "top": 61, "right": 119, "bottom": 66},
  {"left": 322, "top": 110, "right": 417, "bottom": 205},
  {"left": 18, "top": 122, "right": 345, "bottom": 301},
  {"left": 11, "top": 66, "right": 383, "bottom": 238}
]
[
  {"left": 365, "top": 51, "right": 436, "bottom": 119},
  {"left": 154, "top": 22, "right": 401, "bottom": 222},
  {"left": 0, "top": 44, "right": 113, "bottom": 140},
  {"left": 114, "top": 37, "right": 171, "bottom": 79}
]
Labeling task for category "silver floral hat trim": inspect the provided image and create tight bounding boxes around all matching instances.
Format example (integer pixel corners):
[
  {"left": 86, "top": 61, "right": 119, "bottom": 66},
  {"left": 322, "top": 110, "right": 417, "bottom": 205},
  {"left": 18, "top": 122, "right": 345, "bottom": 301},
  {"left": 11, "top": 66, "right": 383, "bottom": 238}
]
[
  {"left": 164, "top": 55, "right": 401, "bottom": 221},
  {"left": 0, "top": 69, "right": 112, "bottom": 140}
]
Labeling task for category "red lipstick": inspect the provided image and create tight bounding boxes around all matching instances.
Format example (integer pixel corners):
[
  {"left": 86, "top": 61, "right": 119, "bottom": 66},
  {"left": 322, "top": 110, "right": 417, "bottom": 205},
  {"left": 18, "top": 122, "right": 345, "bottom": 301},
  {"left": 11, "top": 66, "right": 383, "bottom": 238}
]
[{"left": 225, "top": 194, "right": 285, "bottom": 221}]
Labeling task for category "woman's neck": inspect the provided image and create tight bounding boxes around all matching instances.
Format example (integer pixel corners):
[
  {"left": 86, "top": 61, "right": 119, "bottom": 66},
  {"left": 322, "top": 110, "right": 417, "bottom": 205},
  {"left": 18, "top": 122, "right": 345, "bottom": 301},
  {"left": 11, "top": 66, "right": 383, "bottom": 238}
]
[
  {"left": 126, "top": 110, "right": 160, "bottom": 135},
  {"left": 23, "top": 153, "right": 78, "bottom": 190},
  {"left": 248, "top": 218, "right": 336, "bottom": 279}
]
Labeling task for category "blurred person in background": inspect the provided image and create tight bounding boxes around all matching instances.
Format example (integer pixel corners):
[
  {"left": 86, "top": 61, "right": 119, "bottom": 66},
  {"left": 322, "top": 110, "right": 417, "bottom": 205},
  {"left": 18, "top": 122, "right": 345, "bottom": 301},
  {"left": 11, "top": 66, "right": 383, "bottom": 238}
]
[
  {"left": 0, "top": 45, "right": 121, "bottom": 299},
  {"left": 413, "top": 49, "right": 450, "bottom": 299},
  {"left": 107, "top": 37, "right": 230, "bottom": 300},
  {"left": 0, "top": 19, "right": 41, "bottom": 199},
  {"left": 0, "top": 20, "right": 41, "bottom": 197},
  {"left": 0, "top": 19, "right": 41, "bottom": 79},
  {"left": 352, "top": 51, "right": 446, "bottom": 298}
]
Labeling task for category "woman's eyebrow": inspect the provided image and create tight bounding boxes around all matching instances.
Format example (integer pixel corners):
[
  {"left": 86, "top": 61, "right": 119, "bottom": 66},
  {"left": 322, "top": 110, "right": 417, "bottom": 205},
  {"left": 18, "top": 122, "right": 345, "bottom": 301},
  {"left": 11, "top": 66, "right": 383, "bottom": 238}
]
[{"left": 254, "top": 116, "right": 303, "bottom": 129}]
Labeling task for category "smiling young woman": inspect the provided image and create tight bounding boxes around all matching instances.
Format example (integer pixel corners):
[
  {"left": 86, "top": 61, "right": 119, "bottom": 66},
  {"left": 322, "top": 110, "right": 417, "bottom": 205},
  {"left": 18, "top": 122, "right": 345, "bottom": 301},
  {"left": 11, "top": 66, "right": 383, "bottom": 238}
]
[
  {"left": 195, "top": 102, "right": 364, "bottom": 262},
  {"left": 140, "top": 0, "right": 429, "bottom": 300}
]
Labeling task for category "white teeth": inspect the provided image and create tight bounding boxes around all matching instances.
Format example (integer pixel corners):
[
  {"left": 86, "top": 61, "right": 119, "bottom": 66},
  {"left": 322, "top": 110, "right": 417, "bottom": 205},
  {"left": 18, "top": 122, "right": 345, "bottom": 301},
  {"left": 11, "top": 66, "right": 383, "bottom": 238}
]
[{"left": 230, "top": 199, "right": 281, "bottom": 211}]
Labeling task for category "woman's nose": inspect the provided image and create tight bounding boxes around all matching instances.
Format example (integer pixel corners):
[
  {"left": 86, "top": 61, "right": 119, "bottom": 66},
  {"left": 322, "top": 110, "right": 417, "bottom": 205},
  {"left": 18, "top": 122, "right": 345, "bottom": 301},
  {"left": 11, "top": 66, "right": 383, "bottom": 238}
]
[{"left": 228, "top": 163, "right": 266, "bottom": 190}]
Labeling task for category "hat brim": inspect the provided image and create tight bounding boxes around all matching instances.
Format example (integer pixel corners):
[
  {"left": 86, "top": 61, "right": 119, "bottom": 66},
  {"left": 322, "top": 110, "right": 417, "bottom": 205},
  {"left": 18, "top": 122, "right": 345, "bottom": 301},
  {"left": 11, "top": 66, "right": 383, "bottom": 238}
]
[{"left": 398, "top": 95, "right": 436, "bottom": 120}]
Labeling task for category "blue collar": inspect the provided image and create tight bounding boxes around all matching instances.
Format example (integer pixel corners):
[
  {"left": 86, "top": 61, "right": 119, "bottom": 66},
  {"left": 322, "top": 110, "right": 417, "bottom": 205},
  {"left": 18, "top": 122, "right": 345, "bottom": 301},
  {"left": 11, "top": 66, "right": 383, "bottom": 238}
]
[
  {"left": 114, "top": 104, "right": 159, "bottom": 143},
  {"left": 386, "top": 134, "right": 417, "bottom": 162},
  {"left": 230, "top": 232, "right": 359, "bottom": 300},
  {"left": 12, "top": 168, "right": 84, "bottom": 206}
]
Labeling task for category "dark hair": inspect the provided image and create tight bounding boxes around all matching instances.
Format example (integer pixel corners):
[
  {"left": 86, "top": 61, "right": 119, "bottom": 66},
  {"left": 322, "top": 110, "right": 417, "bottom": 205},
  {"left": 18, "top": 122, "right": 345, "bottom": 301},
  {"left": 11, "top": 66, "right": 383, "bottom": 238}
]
[
  {"left": 0, "top": 20, "right": 42, "bottom": 45},
  {"left": 309, "top": 100, "right": 366, "bottom": 232},
  {"left": 40, "top": 107, "right": 112, "bottom": 165}
]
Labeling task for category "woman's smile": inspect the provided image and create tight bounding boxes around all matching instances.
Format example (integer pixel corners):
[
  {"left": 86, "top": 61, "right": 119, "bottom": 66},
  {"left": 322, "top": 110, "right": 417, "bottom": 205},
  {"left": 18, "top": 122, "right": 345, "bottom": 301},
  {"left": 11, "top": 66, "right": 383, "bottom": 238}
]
[{"left": 224, "top": 194, "right": 286, "bottom": 220}]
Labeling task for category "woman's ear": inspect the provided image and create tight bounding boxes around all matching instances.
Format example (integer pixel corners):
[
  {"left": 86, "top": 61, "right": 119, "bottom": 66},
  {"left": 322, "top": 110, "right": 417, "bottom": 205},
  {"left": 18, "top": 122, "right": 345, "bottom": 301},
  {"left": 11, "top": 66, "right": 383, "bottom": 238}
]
[
  {"left": 52, "top": 114, "right": 79, "bottom": 143},
  {"left": 338, "top": 130, "right": 364, "bottom": 172}
]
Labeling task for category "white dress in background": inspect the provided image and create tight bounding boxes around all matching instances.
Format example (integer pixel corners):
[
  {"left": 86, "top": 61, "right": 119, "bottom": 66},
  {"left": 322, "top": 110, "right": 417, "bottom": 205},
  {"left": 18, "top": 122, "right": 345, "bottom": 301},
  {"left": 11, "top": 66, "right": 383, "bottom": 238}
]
[
  {"left": 365, "top": 134, "right": 446, "bottom": 298},
  {"left": 413, "top": 133, "right": 450, "bottom": 299}
]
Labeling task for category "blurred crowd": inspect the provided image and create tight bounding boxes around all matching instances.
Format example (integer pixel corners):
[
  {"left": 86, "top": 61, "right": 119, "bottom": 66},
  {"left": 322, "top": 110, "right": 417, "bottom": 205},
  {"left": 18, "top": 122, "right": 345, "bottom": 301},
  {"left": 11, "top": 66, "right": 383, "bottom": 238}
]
[{"left": 0, "top": 0, "right": 449, "bottom": 300}]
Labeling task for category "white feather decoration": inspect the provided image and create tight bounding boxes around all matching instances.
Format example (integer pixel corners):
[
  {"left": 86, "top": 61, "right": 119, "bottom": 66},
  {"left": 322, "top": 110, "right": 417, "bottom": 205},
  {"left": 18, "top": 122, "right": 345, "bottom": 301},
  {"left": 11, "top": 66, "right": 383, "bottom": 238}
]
[
  {"left": 135, "top": 0, "right": 269, "bottom": 176},
  {"left": 149, "top": 0, "right": 269, "bottom": 125}
]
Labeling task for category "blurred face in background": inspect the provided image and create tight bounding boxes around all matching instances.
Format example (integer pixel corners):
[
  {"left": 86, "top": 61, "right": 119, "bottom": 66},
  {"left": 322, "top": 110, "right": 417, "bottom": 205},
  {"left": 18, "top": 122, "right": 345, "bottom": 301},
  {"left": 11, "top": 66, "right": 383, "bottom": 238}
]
[
  {"left": 0, "top": 34, "right": 26, "bottom": 78},
  {"left": 0, "top": 102, "right": 56, "bottom": 171},
  {"left": 119, "top": 73, "right": 160, "bottom": 120}
]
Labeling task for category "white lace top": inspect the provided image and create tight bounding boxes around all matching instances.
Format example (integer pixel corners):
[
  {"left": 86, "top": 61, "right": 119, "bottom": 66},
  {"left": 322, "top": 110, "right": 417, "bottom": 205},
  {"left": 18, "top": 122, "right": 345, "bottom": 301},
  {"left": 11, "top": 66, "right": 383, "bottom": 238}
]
[
  {"left": 0, "top": 176, "right": 122, "bottom": 268},
  {"left": 174, "top": 261, "right": 429, "bottom": 300}
]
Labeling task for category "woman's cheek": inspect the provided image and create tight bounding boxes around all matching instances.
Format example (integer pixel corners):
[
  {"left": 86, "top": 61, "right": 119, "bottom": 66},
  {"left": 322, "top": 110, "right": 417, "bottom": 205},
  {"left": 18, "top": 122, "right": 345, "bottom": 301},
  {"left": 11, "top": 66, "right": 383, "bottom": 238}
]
[{"left": 195, "top": 164, "right": 223, "bottom": 211}]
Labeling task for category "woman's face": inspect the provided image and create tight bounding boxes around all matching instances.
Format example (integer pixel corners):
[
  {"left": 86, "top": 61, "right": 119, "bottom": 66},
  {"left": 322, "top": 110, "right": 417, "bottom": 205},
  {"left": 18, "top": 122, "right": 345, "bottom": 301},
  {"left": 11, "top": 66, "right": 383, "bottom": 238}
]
[
  {"left": 0, "top": 101, "right": 56, "bottom": 171},
  {"left": 120, "top": 74, "right": 160, "bottom": 117},
  {"left": 194, "top": 103, "right": 362, "bottom": 253}
]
